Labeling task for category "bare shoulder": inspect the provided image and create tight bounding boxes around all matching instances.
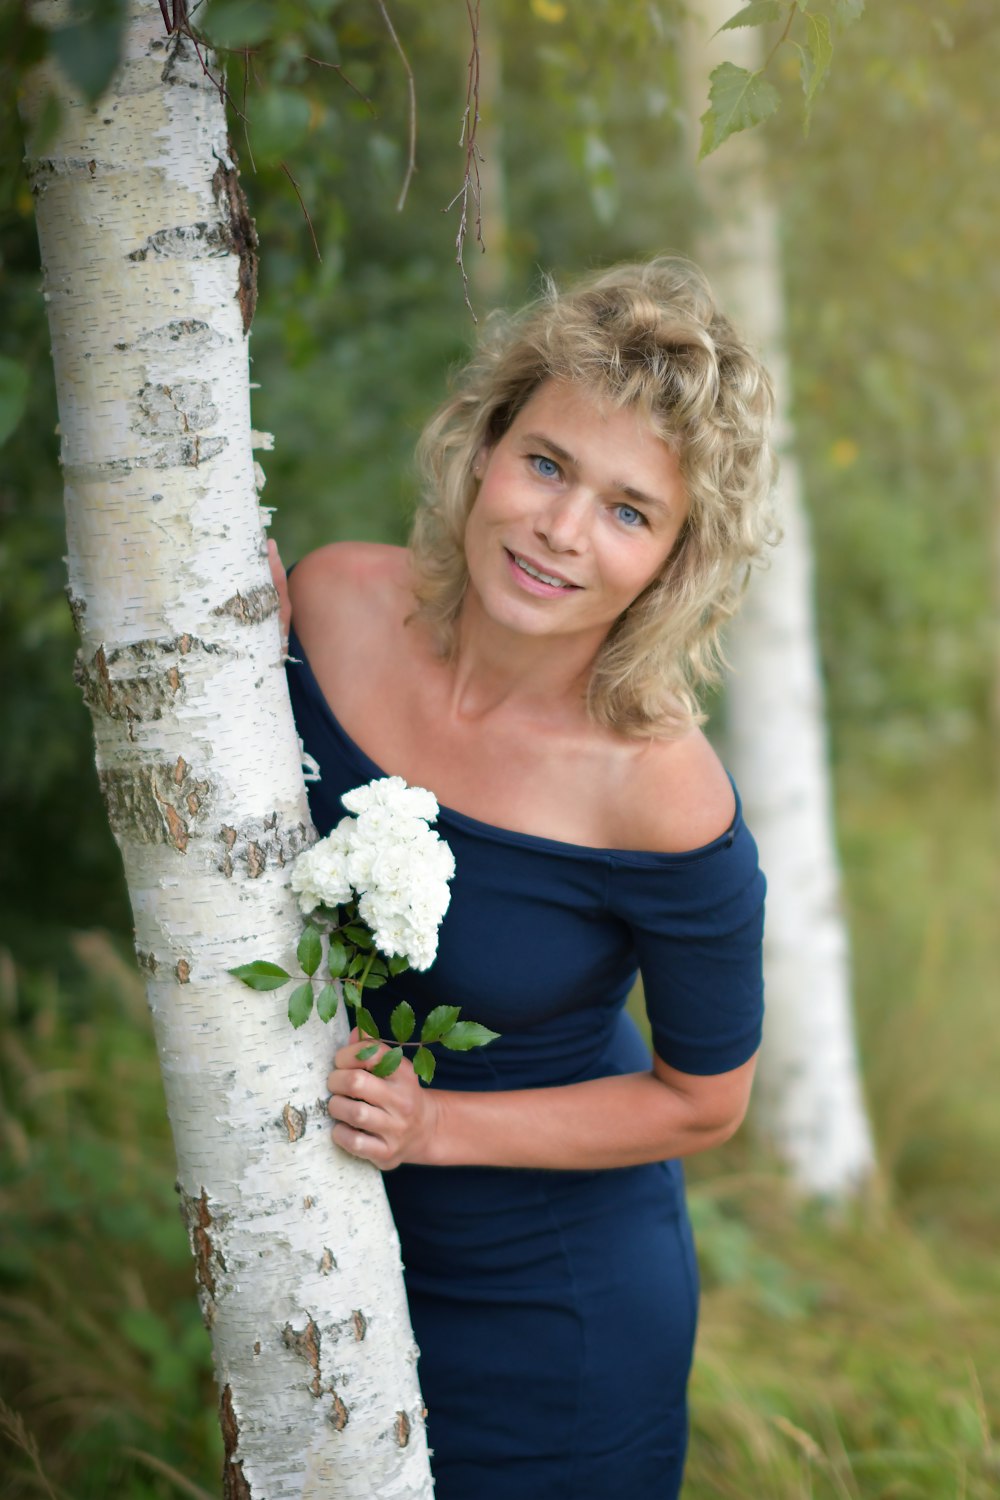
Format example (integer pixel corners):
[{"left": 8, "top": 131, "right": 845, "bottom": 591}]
[
  {"left": 288, "top": 541, "right": 411, "bottom": 635},
  {"left": 613, "top": 727, "right": 737, "bottom": 854}
]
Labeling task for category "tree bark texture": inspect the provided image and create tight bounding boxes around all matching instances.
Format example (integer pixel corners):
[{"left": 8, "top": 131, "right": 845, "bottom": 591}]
[
  {"left": 686, "top": 4, "right": 877, "bottom": 1198},
  {"left": 22, "top": 4, "right": 433, "bottom": 1493}
]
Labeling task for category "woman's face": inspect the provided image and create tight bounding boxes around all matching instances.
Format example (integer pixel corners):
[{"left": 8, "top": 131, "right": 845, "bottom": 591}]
[{"left": 463, "top": 380, "right": 689, "bottom": 648}]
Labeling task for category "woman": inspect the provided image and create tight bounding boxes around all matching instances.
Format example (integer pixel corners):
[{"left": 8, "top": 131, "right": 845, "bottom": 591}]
[{"left": 270, "top": 257, "right": 775, "bottom": 1498}]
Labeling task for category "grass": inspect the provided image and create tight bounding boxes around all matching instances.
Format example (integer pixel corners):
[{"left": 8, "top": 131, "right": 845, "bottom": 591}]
[{"left": 1, "top": 759, "right": 997, "bottom": 1498}]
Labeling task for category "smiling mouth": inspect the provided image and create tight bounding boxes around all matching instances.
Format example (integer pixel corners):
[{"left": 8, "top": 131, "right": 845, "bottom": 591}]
[{"left": 506, "top": 550, "right": 581, "bottom": 589}]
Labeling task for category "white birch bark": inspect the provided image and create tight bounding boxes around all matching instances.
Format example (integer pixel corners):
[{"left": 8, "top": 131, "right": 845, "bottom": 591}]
[
  {"left": 686, "top": 5, "right": 876, "bottom": 1197},
  {"left": 22, "top": 5, "right": 433, "bottom": 1493}
]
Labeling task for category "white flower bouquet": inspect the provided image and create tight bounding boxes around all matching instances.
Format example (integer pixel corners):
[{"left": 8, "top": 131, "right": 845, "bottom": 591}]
[{"left": 230, "top": 776, "right": 497, "bottom": 1082}]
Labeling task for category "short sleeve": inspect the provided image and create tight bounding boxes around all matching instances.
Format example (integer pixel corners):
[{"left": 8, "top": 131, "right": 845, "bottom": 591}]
[{"left": 606, "top": 815, "right": 765, "bottom": 1076}]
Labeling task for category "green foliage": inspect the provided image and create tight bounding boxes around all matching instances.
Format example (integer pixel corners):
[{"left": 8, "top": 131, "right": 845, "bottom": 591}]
[
  {"left": 0, "top": 937, "right": 219, "bottom": 1497},
  {"left": 700, "top": 2, "right": 865, "bottom": 155},
  {"left": 438, "top": 1020, "right": 501, "bottom": 1051},
  {"left": 297, "top": 923, "right": 322, "bottom": 975},
  {"left": 316, "top": 981, "right": 339, "bottom": 1020},
  {"left": 390, "top": 1000, "right": 415, "bottom": 1043},
  {"left": 228, "top": 959, "right": 292, "bottom": 989},
  {"left": 420, "top": 1004, "right": 461, "bottom": 1044},
  {"left": 371, "top": 1044, "right": 403, "bottom": 1077},
  {"left": 286, "top": 977, "right": 314, "bottom": 1025},
  {"left": 51, "top": 0, "right": 128, "bottom": 105},
  {"left": 700, "top": 61, "right": 780, "bottom": 156},
  {"left": 0, "top": 355, "right": 29, "bottom": 446}
]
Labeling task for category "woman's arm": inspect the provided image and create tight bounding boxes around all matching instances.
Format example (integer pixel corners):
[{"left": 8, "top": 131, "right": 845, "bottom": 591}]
[{"left": 327, "top": 1033, "right": 756, "bottom": 1172}]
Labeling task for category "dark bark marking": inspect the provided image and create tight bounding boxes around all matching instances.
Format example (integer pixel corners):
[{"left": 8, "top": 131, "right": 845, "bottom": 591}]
[
  {"left": 253, "top": 1341, "right": 261, "bottom": 1356},
  {"left": 282, "top": 1317, "right": 322, "bottom": 1397},
  {"left": 282, "top": 1102, "right": 306, "bottom": 1142},
  {"left": 352, "top": 1309, "right": 367, "bottom": 1342},
  {"left": 329, "top": 1392, "right": 349, "bottom": 1431},
  {"left": 134, "top": 379, "right": 219, "bottom": 439},
  {"left": 319, "top": 1247, "right": 336, "bottom": 1274},
  {"left": 115, "top": 319, "right": 225, "bottom": 354},
  {"left": 303, "top": 1196, "right": 315, "bottom": 1209},
  {"left": 220, "top": 1384, "right": 252, "bottom": 1500},
  {"left": 129, "top": 221, "right": 231, "bottom": 263},
  {"left": 99, "top": 762, "right": 211, "bottom": 850},
  {"left": 136, "top": 949, "right": 158, "bottom": 974},
  {"left": 216, "top": 818, "right": 309, "bottom": 881},
  {"left": 395, "top": 1410, "right": 411, "bottom": 1447},
  {"left": 212, "top": 154, "right": 259, "bottom": 333},
  {"left": 174, "top": 756, "right": 188, "bottom": 784},
  {"left": 176, "top": 958, "right": 191, "bottom": 984},
  {"left": 212, "top": 584, "right": 279, "bottom": 626},
  {"left": 65, "top": 588, "right": 86, "bottom": 633},
  {"left": 178, "top": 1187, "right": 227, "bottom": 1330}
]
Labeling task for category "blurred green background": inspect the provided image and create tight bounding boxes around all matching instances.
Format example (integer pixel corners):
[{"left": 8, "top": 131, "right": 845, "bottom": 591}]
[{"left": 2, "top": 2, "right": 998, "bottom": 1496}]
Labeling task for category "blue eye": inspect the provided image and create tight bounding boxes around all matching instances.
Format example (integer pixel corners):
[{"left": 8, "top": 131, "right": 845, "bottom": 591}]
[
  {"left": 532, "top": 455, "right": 560, "bottom": 479},
  {"left": 615, "top": 503, "right": 646, "bottom": 528}
]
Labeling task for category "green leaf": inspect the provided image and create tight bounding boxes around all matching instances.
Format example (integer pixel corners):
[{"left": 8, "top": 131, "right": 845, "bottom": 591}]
[
  {"left": 413, "top": 1046, "right": 436, "bottom": 1085},
  {"left": 297, "top": 924, "right": 322, "bottom": 977},
  {"left": 326, "top": 939, "right": 349, "bottom": 979},
  {"left": 356, "top": 1006, "right": 379, "bottom": 1040},
  {"left": 369, "top": 957, "right": 389, "bottom": 977},
  {"left": 371, "top": 1046, "right": 403, "bottom": 1078},
  {"left": 833, "top": 0, "right": 864, "bottom": 24},
  {"left": 420, "top": 1004, "right": 462, "bottom": 1044},
  {"left": 52, "top": 0, "right": 127, "bottom": 106},
  {"left": 0, "top": 357, "right": 30, "bottom": 448},
  {"left": 439, "top": 1021, "right": 501, "bottom": 1052},
  {"left": 800, "top": 13, "right": 833, "bottom": 130},
  {"left": 287, "top": 981, "right": 314, "bottom": 1029},
  {"left": 363, "top": 973, "right": 387, "bottom": 990},
  {"left": 228, "top": 960, "right": 291, "bottom": 992},
  {"left": 355, "top": 1042, "right": 380, "bottom": 1060},
  {"left": 717, "top": 1, "right": 782, "bottom": 34},
  {"left": 343, "top": 924, "right": 374, "bottom": 948},
  {"left": 343, "top": 979, "right": 362, "bottom": 1007},
  {"left": 388, "top": 954, "right": 410, "bottom": 976},
  {"left": 201, "top": 0, "right": 278, "bottom": 49},
  {"left": 347, "top": 953, "right": 367, "bottom": 977},
  {"left": 316, "top": 983, "right": 339, "bottom": 1023},
  {"left": 390, "top": 1002, "right": 416, "bottom": 1044},
  {"left": 699, "top": 62, "right": 780, "bottom": 158}
]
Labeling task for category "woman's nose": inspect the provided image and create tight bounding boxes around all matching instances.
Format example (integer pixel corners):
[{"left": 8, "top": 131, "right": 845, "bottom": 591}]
[{"left": 534, "top": 490, "right": 589, "bottom": 553}]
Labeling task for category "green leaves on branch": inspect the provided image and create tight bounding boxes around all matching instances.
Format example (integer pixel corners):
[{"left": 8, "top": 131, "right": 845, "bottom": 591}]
[
  {"left": 701, "top": 0, "right": 865, "bottom": 157},
  {"left": 287, "top": 981, "right": 315, "bottom": 1029},
  {"left": 229, "top": 920, "right": 499, "bottom": 1077},
  {"left": 439, "top": 1021, "right": 501, "bottom": 1051},
  {"left": 700, "top": 62, "right": 779, "bottom": 158},
  {"left": 228, "top": 960, "right": 292, "bottom": 991}
]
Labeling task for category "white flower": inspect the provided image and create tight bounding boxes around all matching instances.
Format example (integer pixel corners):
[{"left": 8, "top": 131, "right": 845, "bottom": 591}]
[{"left": 290, "top": 776, "right": 455, "bottom": 971}]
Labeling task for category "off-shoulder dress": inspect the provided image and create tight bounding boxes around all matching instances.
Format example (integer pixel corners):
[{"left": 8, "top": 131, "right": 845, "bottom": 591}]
[{"left": 286, "top": 623, "right": 765, "bottom": 1500}]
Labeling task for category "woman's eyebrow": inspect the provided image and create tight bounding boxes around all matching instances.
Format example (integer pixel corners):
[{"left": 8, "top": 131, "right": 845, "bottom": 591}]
[{"left": 521, "top": 430, "right": 674, "bottom": 516}]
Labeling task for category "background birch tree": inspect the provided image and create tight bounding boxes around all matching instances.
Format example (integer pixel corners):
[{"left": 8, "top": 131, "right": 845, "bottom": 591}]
[
  {"left": 685, "top": 0, "right": 877, "bottom": 1198},
  {"left": 20, "top": 4, "right": 431, "bottom": 1495}
]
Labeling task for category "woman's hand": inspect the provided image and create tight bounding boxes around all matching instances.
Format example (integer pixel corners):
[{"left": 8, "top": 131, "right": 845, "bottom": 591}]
[
  {"left": 267, "top": 537, "right": 291, "bottom": 646},
  {"left": 328, "top": 1029, "right": 442, "bottom": 1170}
]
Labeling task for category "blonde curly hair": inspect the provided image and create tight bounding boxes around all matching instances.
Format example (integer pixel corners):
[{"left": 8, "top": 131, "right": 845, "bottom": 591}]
[{"left": 409, "top": 257, "right": 777, "bottom": 737}]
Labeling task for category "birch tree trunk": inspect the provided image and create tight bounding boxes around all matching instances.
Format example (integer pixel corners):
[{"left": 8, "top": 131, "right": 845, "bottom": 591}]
[
  {"left": 686, "top": 5, "right": 877, "bottom": 1198},
  {"left": 21, "top": 5, "right": 433, "bottom": 1493}
]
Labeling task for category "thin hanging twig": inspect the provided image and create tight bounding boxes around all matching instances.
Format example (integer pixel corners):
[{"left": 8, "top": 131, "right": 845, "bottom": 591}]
[
  {"left": 281, "top": 161, "right": 321, "bottom": 261},
  {"left": 304, "top": 56, "right": 378, "bottom": 115},
  {"left": 372, "top": 0, "right": 417, "bottom": 211},
  {"left": 444, "top": 0, "right": 484, "bottom": 319}
]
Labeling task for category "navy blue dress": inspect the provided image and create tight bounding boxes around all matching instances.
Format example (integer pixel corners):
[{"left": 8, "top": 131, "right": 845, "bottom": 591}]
[{"left": 286, "top": 624, "right": 765, "bottom": 1500}]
